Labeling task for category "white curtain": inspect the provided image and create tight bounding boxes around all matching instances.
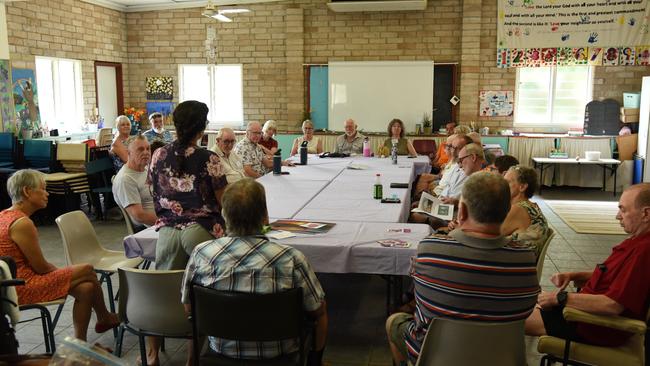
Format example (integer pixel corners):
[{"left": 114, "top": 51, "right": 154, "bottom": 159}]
[
  {"left": 508, "top": 137, "right": 556, "bottom": 186},
  {"left": 555, "top": 138, "right": 612, "bottom": 188}
]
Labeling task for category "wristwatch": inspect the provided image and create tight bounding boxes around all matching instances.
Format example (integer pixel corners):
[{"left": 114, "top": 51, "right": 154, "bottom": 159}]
[{"left": 557, "top": 290, "right": 568, "bottom": 307}]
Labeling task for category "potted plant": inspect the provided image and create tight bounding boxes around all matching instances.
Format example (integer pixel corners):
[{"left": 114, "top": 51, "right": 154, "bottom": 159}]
[{"left": 422, "top": 113, "right": 432, "bottom": 135}]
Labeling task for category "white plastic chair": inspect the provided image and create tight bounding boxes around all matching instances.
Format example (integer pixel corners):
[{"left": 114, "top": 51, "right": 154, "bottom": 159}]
[
  {"left": 537, "top": 229, "right": 556, "bottom": 283},
  {"left": 114, "top": 268, "right": 191, "bottom": 365},
  {"left": 415, "top": 318, "right": 527, "bottom": 366},
  {"left": 55, "top": 210, "right": 143, "bottom": 325}
]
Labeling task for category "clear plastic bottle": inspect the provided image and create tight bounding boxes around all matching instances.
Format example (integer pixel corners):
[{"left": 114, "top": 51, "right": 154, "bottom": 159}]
[
  {"left": 391, "top": 141, "right": 398, "bottom": 165},
  {"left": 373, "top": 173, "right": 383, "bottom": 199}
]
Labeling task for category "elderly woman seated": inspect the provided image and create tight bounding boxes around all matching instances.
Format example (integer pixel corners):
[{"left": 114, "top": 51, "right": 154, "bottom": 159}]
[
  {"left": 259, "top": 119, "right": 279, "bottom": 156},
  {"left": 291, "top": 119, "right": 323, "bottom": 155},
  {"left": 110, "top": 115, "right": 133, "bottom": 172},
  {"left": 382, "top": 118, "right": 417, "bottom": 156},
  {"left": 0, "top": 170, "right": 119, "bottom": 342},
  {"left": 502, "top": 165, "right": 551, "bottom": 258}
]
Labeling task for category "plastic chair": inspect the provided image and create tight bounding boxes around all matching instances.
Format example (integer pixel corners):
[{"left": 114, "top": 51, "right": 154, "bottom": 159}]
[
  {"left": 190, "top": 285, "right": 310, "bottom": 366},
  {"left": 18, "top": 298, "right": 66, "bottom": 353},
  {"left": 85, "top": 157, "right": 115, "bottom": 220},
  {"left": 55, "top": 210, "right": 143, "bottom": 329},
  {"left": 97, "top": 128, "right": 113, "bottom": 147},
  {"left": 536, "top": 229, "right": 555, "bottom": 283},
  {"left": 56, "top": 142, "right": 88, "bottom": 173},
  {"left": 537, "top": 306, "right": 648, "bottom": 366},
  {"left": 115, "top": 204, "right": 150, "bottom": 269},
  {"left": 412, "top": 140, "right": 437, "bottom": 157},
  {"left": 415, "top": 318, "right": 527, "bottom": 366},
  {"left": 114, "top": 268, "right": 192, "bottom": 365},
  {"left": 22, "top": 140, "right": 54, "bottom": 172},
  {"left": 0, "top": 132, "right": 16, "bottom": 168}
]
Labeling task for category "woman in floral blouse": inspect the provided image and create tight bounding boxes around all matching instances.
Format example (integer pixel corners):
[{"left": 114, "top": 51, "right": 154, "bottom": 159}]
[
  {"left": 148, "top": 100, "right": 227, "bottom": 271},
  {"left": 146, "top": 100, "right": 227, "bottom": 365}
]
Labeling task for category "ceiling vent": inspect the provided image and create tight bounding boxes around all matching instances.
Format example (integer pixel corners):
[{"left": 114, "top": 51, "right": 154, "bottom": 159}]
[{"left": 327, "top": 0, "right": 427, "bottom": 12}]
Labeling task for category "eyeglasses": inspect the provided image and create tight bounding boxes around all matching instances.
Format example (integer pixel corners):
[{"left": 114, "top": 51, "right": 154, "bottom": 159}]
[
  {"left": 222, "top": 139, "right": 236, "bottom": 144},
  {"left": 249, "top": 131, "right": 263, "bottom": 135},
  {"left": 458, "top": 154, "right": 474, "bottom": 163}
]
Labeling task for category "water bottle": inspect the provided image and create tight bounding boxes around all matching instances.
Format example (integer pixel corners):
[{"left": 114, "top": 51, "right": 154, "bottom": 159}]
[
  {"left": 363, "top": 137, "right": 371, "bottom": 157},
  {"left": 373, "top": 173, "right": 383, "bottom": 199},
  {"left": 273, "top": 149, "right": 282, "bottom": 175},
  {"left": 391, "top": 141, "right": 398, "bottom": 165},
  {"left": 299, "top": 141, "right": 308, "bottom": 165}
]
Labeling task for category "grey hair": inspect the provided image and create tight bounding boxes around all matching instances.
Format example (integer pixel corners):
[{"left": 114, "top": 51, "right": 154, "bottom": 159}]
[
  {"left": 115, "top": 115, "right": 131, "bottom": 127},
  {"left": 7, "top": 169, "right": 45, "bottom": 205},
  {"left": 246, "top": 121, "right": 261, "bottom": 131},
  {"left": 216, "top": 127, "right": 235, "bottom": 140},
  {"left": 462, "top": 143, "right": 485, "bottom": 161},
  {"left": 221, "top": 178, "right": 268, "bottom": 236},
  {"left": 461, "top": 172, "right": 511, "bottom": 224},
  {"left": 263, "top": 120, "right": 277, "bottom": 133},
  {"left": 455, "top": 125, "right": 471, "bottom": 134},
  {"left": 302, "top": 120, "right": 313, "bottom": 129}
]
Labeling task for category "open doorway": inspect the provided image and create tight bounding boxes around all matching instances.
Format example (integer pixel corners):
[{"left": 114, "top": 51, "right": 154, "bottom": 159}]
[{"left": 94, "top": 61, "right": 123, "bottom": 128}]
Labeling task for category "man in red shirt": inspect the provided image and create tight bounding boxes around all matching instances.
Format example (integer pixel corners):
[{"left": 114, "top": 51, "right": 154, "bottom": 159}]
[{"left": 525, "top": 183, "right": 650, "bottom": 347}]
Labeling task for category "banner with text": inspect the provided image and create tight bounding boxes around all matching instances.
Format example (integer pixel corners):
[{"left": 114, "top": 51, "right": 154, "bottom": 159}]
[{"left": 497, "top": 0, "right": 650, "bottom": 67}]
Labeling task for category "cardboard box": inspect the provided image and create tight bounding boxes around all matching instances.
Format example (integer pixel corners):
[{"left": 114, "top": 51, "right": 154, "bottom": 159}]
[
  {"left": 620, "top": 107, "right": 640, "bottom": 116},
  {"left": 620, "top": 113, "right": 640, "bottom": 123}
]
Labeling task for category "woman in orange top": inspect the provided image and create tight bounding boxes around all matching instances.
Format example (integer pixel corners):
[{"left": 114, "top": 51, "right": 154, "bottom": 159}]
[{"left": 0, "top": 169, "right": 118, "bottom": 341}]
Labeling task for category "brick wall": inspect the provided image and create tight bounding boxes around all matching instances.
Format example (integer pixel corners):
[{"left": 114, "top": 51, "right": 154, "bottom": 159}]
[
  {"left": 5, "top": 0, "right": 128, "bottom": 123},
  {"left": 4, "top": 0, "right": 647, "bottom": 133}
]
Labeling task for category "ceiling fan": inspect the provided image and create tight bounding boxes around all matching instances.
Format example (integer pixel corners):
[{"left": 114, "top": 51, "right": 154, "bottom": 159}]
[{"left": 202, "top": 1, "right": 250, "bottom": 22}]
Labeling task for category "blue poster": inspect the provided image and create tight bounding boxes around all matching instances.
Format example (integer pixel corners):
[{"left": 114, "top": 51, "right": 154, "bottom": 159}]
[{"left": 0, "top": 60, "right": 14, "bottom": 133}]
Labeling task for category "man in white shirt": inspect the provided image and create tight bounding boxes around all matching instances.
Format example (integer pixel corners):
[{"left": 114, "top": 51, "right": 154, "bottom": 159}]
[
  {"left": 112, "top": 135, "right": 157, "bottom": 229},
  {"left": 433, "top": 134, "right": 473, "bottom": 197},
  {"left": 210, "top": 127, "right": 246, "bottom": 183}
]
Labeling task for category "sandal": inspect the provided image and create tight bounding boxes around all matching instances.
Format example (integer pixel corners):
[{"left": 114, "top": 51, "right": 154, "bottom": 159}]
[{"left": 95, "top": 319, "right": 120, "bottom": 334}]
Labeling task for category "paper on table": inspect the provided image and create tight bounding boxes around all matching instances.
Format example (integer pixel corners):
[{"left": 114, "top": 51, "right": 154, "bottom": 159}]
[
  {"left": 265, "top": 230, "right": 296, "bottom": 240},
  {"left": 411, "top": 192, "right": 454, "bottom": 221}
]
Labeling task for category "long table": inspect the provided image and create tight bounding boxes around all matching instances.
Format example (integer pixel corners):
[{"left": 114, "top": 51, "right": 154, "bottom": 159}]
[
  {"left": 532, "top": 157, "right": 621, "bottom": 196},
  {"left": 123, "top": 155, "right": 432, "bottom": 276}
]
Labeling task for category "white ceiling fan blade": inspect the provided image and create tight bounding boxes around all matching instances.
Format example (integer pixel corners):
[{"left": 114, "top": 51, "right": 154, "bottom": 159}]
[
  {"left": 219, "top": 8, "right": 250, "bottom": 14},
  {"left": 212, "top": 13, "right": 232, "bottom": 22}
]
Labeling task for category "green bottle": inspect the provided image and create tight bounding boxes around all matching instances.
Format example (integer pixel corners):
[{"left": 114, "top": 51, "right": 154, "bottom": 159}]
[{"left": 373, "top": 173, "right": 383, "bottom": 199}]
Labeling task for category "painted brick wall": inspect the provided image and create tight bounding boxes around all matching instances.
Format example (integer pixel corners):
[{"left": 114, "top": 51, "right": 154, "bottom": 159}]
[
  {"left": 5, "top": 0, "right": 648, "bottom": 133},
  {"left": 5, "top": 0, "right": 128, "bottom": 125}
]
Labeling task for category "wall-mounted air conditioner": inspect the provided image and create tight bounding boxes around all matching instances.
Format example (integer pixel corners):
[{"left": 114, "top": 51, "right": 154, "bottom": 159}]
[{"left": 327, "top": 0, "right": 427, "bottom": 12}]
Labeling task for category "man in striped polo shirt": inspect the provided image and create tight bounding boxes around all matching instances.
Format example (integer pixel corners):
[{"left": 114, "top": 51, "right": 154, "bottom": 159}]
[
  {"left": 386, "top": 172, "right": 540, "bottom": 365},
  {"left": 181, "top": 178, "right": 328, "bottom": 365}
]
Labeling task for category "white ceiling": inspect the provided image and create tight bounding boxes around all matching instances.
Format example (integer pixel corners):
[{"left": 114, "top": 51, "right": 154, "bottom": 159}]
[{"left": 80, "top": 0, "right": 282, "bottom": 12}]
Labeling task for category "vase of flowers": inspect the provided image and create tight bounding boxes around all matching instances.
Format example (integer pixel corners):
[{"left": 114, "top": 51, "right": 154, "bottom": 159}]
[
  {"left": 422, "top": 113, "right": 432, "bottom": 135},
  {"left": 124, "top": 107, "right": 146, "bottom": 135}
]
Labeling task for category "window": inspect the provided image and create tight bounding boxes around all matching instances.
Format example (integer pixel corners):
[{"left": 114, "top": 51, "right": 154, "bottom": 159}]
[
  {"left": 515, "top": 66, "right": 593, "bottom": 129},
  {"left": 178, "top": 64, "right": 243, "bottom": 129},
  {"left": 35, "top": 57, "right": 84, "bottom": 133}
]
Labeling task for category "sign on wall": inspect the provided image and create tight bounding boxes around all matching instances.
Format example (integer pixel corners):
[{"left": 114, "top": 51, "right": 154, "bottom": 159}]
[
  {"left": 479, "top": 90, "right": 514, "bottom": 117},
  {"left": 497, "top": 0, "right": 650, "bottom": 67}
]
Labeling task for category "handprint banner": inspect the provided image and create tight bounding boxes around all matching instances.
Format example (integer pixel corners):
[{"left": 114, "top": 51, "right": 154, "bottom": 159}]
[{"left": 497, "top": 0, "right": 650, "bottom": 50}]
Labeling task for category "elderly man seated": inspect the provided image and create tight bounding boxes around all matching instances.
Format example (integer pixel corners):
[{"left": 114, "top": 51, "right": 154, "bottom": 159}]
[
  {"left": 335, "top": 118, "right": 365, "bottom": 155},
  {"left": 431, "top": 134, "right": 473, "bottom": 197},
  {"left": 143, "top": 112, "right": 173, "bottom": 144},
  {"left": 525, "top": 183, "right": 650, "bottom": 348},
  {"left": 112, "top": 135, "right": 157, "bottom": 230},
  {"left": 211, "top": 127, "right": 245, "bottom": 183},
  {"left": 387, "top": 172, "right": 539, "bottom": 365},
  {"left": 181, "top": 178, "right": 328, "bottom": 365},
  {"left": 233, "top": 121, "right": 273, "bottom": 178}
]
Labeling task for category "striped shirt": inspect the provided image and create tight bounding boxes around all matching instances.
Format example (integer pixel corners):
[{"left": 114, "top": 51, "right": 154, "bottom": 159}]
[
  {"left": 404, "top": 229, "right": 539, "bottom": 363},
  {"left": 181, "top": 235, "right": 325, "bottom": 360}
]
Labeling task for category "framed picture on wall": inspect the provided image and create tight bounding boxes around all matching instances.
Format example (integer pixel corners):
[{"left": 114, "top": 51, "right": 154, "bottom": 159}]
[{"left": 479, "top": 90, "right": 514, "bottom": 117}]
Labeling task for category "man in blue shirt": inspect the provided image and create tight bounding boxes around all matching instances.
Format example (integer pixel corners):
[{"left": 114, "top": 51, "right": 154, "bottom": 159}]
[{"left": 143, "top": 112, "right": 173, "bottom": 144}]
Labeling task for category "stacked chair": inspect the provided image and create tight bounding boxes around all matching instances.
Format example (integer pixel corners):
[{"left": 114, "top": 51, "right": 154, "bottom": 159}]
[
  {"left": 96, "top": 128, "right": 113, "bottom": 147},
  {"left": 44, "top": 142, "right": 90, "bottom": 216},
  {"left": 0, "top": 132, "right": 16, "bottom": 168},
  {"left": 22, "top": 139, "right": 54, "bottom": 172}
]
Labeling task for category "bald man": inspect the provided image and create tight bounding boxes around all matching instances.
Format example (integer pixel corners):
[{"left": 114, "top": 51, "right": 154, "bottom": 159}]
[
  {"left": 233, "top": 121, "right": 273, "bottom": 178},
  {"left": 335, "top": 118, "right": 365, "bottom": 155}
]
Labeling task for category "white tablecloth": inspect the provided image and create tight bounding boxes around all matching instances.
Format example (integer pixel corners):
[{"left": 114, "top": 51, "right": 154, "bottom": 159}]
[{"left": 123, "top": 222, "right": 431, "bottom": 275}]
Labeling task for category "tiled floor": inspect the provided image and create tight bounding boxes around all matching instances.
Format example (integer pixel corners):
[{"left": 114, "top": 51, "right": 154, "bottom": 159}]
[{"left": 12, "top": 187, "right": 625, "bottom": 365}]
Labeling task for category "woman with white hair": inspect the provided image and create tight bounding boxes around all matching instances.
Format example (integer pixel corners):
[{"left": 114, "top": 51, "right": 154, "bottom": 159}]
[
  {"left": 290, "top": 119, "right": 323, "bottom": 155},
  {"left": 259, "top": 119, "right": 279, "bottom": 155},
  {"left": 110, "top": 115, "right": 132, "bottom": 171},
  {"left": 0, "top": 169, "right": 119, "bottom": 342}
]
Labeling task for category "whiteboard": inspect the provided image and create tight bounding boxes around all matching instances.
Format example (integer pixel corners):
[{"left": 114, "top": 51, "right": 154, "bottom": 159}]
[{"left": 328, "top": 61, "right": 434, "bottom": 133}]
